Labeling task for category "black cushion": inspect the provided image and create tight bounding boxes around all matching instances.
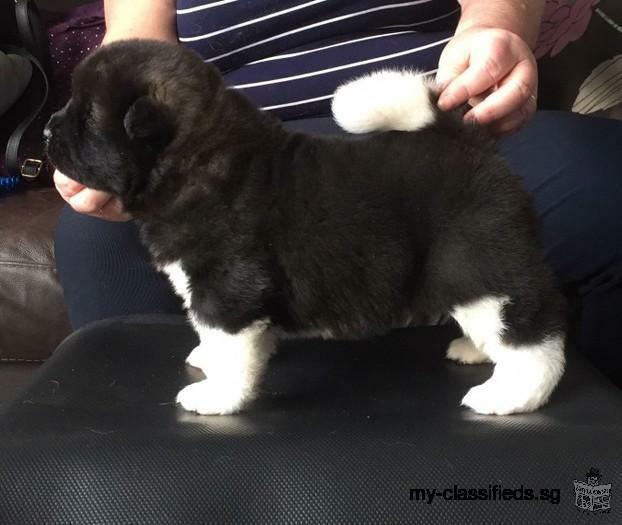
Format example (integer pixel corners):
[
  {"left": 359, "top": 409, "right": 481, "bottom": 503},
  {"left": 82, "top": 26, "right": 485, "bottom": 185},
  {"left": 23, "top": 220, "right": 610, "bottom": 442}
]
[{"left": 1, "top": 315, "right": 621, "bottom": 523}]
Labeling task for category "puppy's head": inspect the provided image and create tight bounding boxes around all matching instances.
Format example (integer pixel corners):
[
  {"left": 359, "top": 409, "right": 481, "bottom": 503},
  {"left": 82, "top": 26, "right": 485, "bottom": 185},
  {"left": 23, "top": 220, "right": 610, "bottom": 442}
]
[{"left": 45, "top": 39, "right": 221, "bottom": 206}]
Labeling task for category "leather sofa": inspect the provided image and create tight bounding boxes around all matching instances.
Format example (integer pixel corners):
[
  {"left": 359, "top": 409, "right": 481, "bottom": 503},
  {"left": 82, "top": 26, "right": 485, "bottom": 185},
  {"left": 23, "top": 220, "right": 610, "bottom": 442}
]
[{"left": 0, "top": 187, "right": 70, "bottom": 382}]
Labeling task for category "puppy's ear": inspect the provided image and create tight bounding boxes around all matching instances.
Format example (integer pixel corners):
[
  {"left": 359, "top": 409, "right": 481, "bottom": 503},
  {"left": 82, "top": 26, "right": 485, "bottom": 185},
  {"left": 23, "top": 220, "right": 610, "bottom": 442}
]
[{"left": 123, "top": 96, "right": 174, "bottom": 149}]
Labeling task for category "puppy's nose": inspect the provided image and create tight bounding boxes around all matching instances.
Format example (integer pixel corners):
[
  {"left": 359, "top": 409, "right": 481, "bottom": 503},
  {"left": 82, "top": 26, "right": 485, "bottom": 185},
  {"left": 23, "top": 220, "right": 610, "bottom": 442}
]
[{"left": 44, "top": 112, "right": 61, "bottom": 140}]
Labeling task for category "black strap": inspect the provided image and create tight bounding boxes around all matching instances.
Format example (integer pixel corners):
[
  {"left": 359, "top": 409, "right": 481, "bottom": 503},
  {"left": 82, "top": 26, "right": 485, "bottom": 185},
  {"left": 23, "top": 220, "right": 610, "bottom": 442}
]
[
  {"left": 3, "top": 45, "right": 49, "bottom": 179},
  {"left": 2, "top": 0, "right": 50, "bottom": 181},
  {"left": 16, "top": 0, "right": 50, "bottom": 73}
]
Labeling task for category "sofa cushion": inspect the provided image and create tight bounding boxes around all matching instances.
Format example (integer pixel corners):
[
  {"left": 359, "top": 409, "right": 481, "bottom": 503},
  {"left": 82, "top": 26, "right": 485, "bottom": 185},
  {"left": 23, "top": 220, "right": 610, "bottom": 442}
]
[
  {"left": 537, "top": 0, "right": 622, "bottom": 119},
  {"left": 0, "top": 188, "right": 70, "bottom": 362}
]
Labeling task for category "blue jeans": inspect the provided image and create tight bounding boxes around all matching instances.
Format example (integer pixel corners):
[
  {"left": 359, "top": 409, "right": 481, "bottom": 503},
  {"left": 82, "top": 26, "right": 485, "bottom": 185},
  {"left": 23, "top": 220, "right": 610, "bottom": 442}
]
[{"left": 55, "top": 111, "right": 622, "bottom": 386}]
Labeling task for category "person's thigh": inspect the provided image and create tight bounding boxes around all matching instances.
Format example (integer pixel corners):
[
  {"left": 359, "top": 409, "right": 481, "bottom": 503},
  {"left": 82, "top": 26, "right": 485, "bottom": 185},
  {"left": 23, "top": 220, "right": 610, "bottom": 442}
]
[
  {"left": 54, "top": 206, "right": 184, "bottom": 329},
  {"left": 499, "top": 111, "right": 622, "bottom": 287},
  {"left": 499, "top": 111, "right": 622, "bottom": 384}
]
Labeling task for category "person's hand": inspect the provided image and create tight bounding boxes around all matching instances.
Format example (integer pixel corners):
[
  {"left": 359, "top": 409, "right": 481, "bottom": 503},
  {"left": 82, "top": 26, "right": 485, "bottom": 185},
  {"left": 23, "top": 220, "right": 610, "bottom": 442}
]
[
  {"left": 436, "top": 27, "right": 538, "bottom": 136},
  {"left": 54, "top": 170, "right": 131, "bottom": 221}
]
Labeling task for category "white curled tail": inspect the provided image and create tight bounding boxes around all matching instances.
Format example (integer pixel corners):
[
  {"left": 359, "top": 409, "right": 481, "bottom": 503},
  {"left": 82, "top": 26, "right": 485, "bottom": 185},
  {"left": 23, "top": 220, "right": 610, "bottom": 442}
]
[{"left": 331, "top": 69, "right": 438, "bottom": 134}]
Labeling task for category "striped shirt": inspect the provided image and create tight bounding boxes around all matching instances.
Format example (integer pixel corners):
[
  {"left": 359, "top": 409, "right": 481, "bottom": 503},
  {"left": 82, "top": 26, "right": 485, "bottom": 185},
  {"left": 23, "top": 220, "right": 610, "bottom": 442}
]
[{"left": 176, "top": 0, "right": 460, "bottom": 119}]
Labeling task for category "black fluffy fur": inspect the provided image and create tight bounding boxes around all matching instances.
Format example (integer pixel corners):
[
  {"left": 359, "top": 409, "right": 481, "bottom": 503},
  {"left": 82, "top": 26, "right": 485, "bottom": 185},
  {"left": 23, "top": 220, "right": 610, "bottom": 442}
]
[{"left": 46, "top": 40, "right": 565, "bottom": 345}]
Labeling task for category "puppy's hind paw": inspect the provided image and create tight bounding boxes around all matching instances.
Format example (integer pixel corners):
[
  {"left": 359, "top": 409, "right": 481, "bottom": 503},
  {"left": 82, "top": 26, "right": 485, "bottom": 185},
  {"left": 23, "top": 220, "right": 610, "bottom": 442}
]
[
  {"left": 176, "top": 379, "right": 248, "bottom": 415},
  {"left": 446, "top": 337, "right": 491, "bottom": 365},
  {"left": 461, "top": 381, "right": 516, "bottom": 415},
  {"left": 461, "top": 337, "right": 565, "bottom": 415},
  {"left": 461, "top": 378, "right": 543, "bottom": 416}
]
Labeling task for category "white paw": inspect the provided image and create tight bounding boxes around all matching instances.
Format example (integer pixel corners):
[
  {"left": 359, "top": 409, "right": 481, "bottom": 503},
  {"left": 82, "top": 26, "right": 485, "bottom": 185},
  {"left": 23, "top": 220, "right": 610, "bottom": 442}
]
[
  {"left": 461, "top": 338, "right": 565, "bottom": 415},
  {"left": 462, "top": 380, "right": 515, "bottom": 415},
  {"left": 446, "top": 337, "right": 491, "bottom": 365},
  {"left": 176, "top": 379, "right": 248, "bottom": 415},
  {"left": 185, "top": 345, "right": 209, "bottom": 370},
  {"left": 461, "top": 377, "right": 544, "bottom": 415}
]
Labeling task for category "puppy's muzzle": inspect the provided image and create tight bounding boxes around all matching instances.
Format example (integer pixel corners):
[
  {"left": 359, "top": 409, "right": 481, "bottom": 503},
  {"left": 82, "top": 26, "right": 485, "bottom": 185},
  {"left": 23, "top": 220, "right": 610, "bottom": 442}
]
[{"left": 44, "top": 107, "right": 67, "bottom": 141}]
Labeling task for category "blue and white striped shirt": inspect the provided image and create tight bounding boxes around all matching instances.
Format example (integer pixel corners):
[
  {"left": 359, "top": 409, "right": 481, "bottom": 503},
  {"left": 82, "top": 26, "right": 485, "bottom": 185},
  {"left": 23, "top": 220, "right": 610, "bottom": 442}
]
[{"left": 176, "top": 0, "right": 459, "bottom": 119}]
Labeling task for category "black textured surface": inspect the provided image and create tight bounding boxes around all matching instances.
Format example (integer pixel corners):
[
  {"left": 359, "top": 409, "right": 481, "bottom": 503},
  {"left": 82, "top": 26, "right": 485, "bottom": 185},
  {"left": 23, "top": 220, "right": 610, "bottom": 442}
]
[{"left": 0, "top": 315, "right": 621, "bottom": 524}]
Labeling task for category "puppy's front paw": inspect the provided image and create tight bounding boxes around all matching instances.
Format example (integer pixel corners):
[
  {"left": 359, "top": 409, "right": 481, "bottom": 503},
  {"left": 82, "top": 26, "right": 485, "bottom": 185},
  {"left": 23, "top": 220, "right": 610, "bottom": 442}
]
[
  {"left": 176, "top": 379, "right": 248, "bottom": 415},
  {"left": 446, "top": 337, "right": 491, "bottom": 365},
  {"left": 185, "top": 345, "right": 209, "bottom": 370}
]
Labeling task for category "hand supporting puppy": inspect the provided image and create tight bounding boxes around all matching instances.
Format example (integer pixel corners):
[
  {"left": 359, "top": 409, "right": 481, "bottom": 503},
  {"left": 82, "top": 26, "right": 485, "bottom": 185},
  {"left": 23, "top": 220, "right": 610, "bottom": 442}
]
[{"left": 54, "top": 170, "right": 131, "bottom": 221}]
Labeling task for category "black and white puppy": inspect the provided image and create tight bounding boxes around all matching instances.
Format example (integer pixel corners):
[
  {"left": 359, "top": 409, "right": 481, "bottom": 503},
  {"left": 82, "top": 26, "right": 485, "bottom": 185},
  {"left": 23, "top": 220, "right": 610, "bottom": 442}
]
[{"left": 46, "top": 40, "right": 566, "bottom": 416}]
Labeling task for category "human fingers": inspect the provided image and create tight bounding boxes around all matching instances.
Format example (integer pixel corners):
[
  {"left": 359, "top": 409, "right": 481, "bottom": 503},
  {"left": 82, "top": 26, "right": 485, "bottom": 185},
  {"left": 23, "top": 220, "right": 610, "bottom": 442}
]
[
  {"left": 487, "top": 97, "right": 536, "bottom": 137},
  {"left": 97, "top": 194, "right": 132, "bottom": 222},
  {"left": 464, "top": 56, "right": 537, "bottom": 126},
  {"left": 436, "top": 38, "right": 470, "bottom": 91},
  {"left": 69, "top": 188, "right": 131, "bottom": 221},
  {"left": 54, "top": 169, "right": 131, "bottom": 221},
  {"left": 54, "top": 169, "right": 86, "bottom": 202},
  {"left": 437, "top": 30, "right": 519, "bottom": 110}
]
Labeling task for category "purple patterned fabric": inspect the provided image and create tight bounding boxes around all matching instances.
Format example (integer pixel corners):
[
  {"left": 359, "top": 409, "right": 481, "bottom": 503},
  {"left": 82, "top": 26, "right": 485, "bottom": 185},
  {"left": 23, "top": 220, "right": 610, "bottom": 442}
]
[{"left": 42, "top": 2, "right": 105, "bottom": 112}]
